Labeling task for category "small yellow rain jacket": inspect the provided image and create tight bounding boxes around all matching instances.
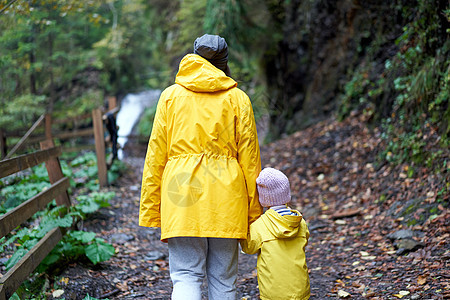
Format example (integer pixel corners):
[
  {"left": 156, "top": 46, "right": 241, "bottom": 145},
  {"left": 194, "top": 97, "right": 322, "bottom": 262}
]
[
  {"left": 240, "top": 209, "right": 310, "bottom": 300},
  {"left": 139, "top": 54, "right": 262, "bottom": 241}
]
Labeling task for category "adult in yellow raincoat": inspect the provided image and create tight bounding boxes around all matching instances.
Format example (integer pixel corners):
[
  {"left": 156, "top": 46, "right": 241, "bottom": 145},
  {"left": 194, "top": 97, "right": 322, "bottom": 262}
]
[{"left": 139, "top": 34, "right": 262, "bottom": 300}]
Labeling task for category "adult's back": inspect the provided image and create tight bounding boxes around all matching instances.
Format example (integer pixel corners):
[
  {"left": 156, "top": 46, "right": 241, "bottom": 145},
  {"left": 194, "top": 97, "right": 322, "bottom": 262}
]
[{"left": 139, "top": 53, "right": 262, "bottom": 241}]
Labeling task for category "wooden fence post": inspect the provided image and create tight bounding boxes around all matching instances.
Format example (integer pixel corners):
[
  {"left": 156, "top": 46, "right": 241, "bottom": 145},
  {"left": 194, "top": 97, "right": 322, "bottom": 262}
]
[
  {"left": 108, "top": 96, "right": 117, "bottom": 110},
  {"left": 45, "top": 114, "right": 52, "bottom": 140},
  {"left": 40, "top": 140, "right": 71, "bottom": 207},
  {"left": 0, "top": 130, "right": 6, "bottom": 160},
  {"left": 92, "top": 108, "right": 108, "bottom": 187}
]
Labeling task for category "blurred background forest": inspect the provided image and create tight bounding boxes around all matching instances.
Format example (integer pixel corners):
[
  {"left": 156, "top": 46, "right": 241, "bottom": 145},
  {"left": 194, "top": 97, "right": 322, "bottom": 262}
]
[
  {"left": 0, "top": 1, "right": 449, "bottom": 298},
  {"left": 0, "top": 0, "right": 449, "bottom": 169}
]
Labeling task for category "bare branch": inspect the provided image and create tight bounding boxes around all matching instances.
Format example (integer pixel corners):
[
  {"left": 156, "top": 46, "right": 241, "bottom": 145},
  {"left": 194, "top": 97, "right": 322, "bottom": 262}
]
[{"left": 0, "top": 0, "right": 19, "bottom": 15}]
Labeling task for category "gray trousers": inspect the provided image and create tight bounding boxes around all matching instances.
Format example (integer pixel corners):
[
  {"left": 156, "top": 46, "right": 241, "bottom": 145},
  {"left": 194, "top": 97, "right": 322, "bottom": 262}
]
[{"left": 168, "top": 237, "right": 238, "bottom": 300}]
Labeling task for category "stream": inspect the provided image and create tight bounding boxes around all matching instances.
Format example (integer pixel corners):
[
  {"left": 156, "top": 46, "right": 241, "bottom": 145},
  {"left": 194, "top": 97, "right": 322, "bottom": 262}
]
[{"left": 115, "top": 90, "right": 161, "bottom": 160}]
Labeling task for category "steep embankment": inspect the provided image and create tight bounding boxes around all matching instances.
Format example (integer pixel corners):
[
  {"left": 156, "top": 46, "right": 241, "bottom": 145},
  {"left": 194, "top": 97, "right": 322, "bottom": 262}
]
[
  {"left": 263, "top": 0, "right": 449, "bottom": 141},
  {"left": 261, "top": 110, "right": 449, "bottom": 299}
]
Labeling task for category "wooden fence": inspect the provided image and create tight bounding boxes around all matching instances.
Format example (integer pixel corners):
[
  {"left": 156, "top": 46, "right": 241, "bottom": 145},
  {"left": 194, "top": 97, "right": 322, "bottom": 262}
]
[
  {"left": 0, "top": 97, "right": 119, "bottom": 187},
  {"left": 0, "top": 140, "right": 72, "bottom": 300}
]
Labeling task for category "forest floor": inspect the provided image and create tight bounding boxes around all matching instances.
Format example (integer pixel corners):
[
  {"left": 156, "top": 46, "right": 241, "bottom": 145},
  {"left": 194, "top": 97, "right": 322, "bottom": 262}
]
[{"left": 50, "top": 111, "right": 449, "bottom": 300}]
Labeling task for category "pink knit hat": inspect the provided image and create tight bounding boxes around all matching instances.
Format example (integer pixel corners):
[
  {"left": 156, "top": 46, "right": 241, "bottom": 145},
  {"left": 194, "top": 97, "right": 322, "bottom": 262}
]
[{"left": 256, "top": 168, "right": 291, "bottom": 207}]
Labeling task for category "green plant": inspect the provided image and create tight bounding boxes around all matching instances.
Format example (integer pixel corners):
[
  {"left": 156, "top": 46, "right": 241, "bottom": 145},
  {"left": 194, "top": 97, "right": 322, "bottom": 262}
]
[
  {"left": 70, "top": 151, "right": 101, "bottom": 191},
  {"left": 0, "top": 191, "right": 115, "bottom": 273},
  {"left": 374, "top": 2, "right": 449, "bottom": 170},
  {"left": 136, "top": 105, "right": 157, "bottom": 140},
  {"left": 39, "top": 230, "right": 115, "bottom": 272},
  {"left": 107, "top": 158, "right": 127, "bottom": 184},
  {"left": 1, "top": 205, "right": 80, "bottom": 270},
  {"left": 0, "top": 150, "right": 118, "bottom": 287},
  {"left": 75, "top": 191, "right": 114, "bottom": 217},
  {"left": 0, "top": 181, "right": 51, "bottom": 213},
  {"left": 0, "top": 163, "right": 56, "bottom": 213},
  {"left": 68, "top": 151, "right": 125, "bottom": 190},
  {"left": 70, "top": 152, "right": 98, "bottom": 167},
  {"left": 338, "top": 67, "right": 371, "bottom": 119}
]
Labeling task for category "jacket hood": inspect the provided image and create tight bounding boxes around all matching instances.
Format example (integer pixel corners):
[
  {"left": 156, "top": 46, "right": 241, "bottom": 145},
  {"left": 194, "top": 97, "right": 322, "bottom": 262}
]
[
  {"left": 175, "top": 54, "right": 237, "bottom": 93},
  {"left": 262, "top": 209, "right": 302, "bottom": 239}
]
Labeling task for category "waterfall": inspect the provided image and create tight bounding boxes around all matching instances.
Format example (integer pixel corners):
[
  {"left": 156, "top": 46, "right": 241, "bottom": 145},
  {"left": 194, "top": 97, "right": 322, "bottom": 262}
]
[{"left": 116, "top": 90, "right": 161, "bottom": 159}]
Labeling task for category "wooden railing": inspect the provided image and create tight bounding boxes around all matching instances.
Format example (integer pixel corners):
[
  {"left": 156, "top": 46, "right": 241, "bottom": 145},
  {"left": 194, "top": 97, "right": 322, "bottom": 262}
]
[
  {"left": 0, "top": 97, "right": 119, "bottom": 187},
  {"left": 0, "top": 140, "right": 72, "bottom": 300}
]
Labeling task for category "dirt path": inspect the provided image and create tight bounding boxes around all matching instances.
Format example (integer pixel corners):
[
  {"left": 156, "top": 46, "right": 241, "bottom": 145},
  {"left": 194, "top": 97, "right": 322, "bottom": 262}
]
[
  {"left": 56, "top": 112, "right": 448, "bottom": 299},
  {"left": 58, "top": 147, "right": 260, "bottom": 299}
]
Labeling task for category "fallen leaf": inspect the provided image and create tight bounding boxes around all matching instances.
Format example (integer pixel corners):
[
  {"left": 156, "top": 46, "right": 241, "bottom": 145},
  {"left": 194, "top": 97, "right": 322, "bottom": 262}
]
[
  {"left": 335, "top": 279, "right": 345, "bottom": 286},
  {"left": 59, "top": 277, "right": 69, "bottom": 284},
  {"left": 338, "top": 289, "right": 351, "bottom": 298},
  {"left": 393, "top": 290, "right": 410, "bottom": 298},
  {"left": 417, "top": 275, "right": 427, "bottom": 285},
  {"left": 399, "top": 291, "right": 410, "bottom": 296},
  {"left": 361, "top": 255, "right": 376, "bottom": 260},
  {"left": 116, "top": 282, "right": 128, "bottom": 291},
  {"left": 52, "top": 290, "right": 64, "bottom": 298}
]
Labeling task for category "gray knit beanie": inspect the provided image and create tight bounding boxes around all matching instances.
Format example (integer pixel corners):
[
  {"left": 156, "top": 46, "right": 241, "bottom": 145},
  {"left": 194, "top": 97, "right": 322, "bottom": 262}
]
[
  {"left": 194, "top": 34, "right": 230, "bottom": 76},
  {"left": 256, "top": 168, "right": 291, "bottom": 207}
]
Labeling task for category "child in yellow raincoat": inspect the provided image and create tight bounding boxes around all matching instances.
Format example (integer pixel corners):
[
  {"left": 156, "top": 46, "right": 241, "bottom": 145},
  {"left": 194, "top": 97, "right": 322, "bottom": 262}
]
[{"left": 241, "top": 167, "right": 310, "bottom": 300}]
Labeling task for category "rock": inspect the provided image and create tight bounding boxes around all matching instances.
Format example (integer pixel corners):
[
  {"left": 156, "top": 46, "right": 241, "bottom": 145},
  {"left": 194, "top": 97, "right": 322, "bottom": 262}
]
[
  {"left": 394, "top": 238, "right": 423, "bottom": 250},
  {"left": 387, "top": 229, "right": 425, "bottom": 255},
  {"left": 145, "top": 250, "right": 166, "bottom": 261},
  {"left": 309, "top": 221, "right": 328, "bottom": 231},
  {"left": 394, "top": 238, "right": 424, "bottom": 255},
  {"left": 302, "top": 206, "right": 321, "bottom": 219},
  {"left": 110, "top": 233, "right": 135, "bottom": 244},
  {"left": 387, "top": 229, "right": 414, "bottom": 240}
]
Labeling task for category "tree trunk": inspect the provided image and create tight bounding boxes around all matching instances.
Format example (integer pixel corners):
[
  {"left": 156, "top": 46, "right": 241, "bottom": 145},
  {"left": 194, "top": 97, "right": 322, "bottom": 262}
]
[
  {"left": 48, "top": 33, "right": 55, "bottom": 112},
  {"left": 29, "top": 28, "right": 37, "bottom": 95}
]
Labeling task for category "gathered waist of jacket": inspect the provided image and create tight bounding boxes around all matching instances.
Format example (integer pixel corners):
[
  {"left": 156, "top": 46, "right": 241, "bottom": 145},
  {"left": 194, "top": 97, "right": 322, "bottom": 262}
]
[{"left": 167, "top": 152, "right": 237, "bottom": 162}]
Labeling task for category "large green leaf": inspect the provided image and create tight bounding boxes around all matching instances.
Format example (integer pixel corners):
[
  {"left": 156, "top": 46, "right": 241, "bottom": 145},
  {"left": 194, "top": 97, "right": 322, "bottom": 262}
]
[
  {"left": 85, "top": 239, "right": 115, "bottom": 265},
  {"left": 70, "top": 231, "right": 96, "bottom": 243},
  {"left": 40, "top": 252, "right": 60, "bottom": 267},
  {"left": 5, "top": 248, "right": 28, "bottom": 270},
  {"left": 78, "top": 200, "right": 100, "bottom": 214},
  {"left": 36, "top": 215, "right": 73, "bottom": 238}
]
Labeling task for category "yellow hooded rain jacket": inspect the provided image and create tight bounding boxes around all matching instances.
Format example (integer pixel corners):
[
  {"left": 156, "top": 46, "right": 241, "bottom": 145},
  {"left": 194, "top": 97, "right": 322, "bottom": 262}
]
[
  {"left": 241, "top": 209, "right": 310, "bottom": 300},
  {"left": 139, "top": 54, "right": 262, "bottom": 241}
]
